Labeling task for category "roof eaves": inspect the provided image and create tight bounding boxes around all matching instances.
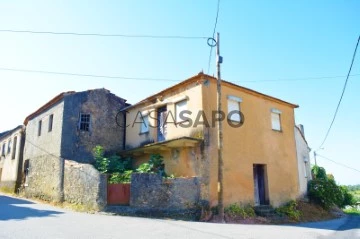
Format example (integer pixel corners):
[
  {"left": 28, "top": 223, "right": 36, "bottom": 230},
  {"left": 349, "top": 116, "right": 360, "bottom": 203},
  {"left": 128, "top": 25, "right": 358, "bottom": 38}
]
[{"left": 23, "top": 91, "right": 75, "bottom": 125}]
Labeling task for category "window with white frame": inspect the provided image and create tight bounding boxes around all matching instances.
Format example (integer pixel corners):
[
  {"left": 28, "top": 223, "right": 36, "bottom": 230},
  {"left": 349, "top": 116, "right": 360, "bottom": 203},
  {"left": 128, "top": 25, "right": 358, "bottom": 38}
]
[
  {"left": 79, "top": 114, "right": 91, "bottom": 131},
  {"left": 227, "top": 95, "right": 242, "bottom": 122},
  {"left": 271, "top": 108, "right": 282, "bottom": 131},
  {"left": 175, "top": 100, "right": 187, "bottom": 123},
  {"left": 140, "top": 114, "right": 149, "bottom": 134}
]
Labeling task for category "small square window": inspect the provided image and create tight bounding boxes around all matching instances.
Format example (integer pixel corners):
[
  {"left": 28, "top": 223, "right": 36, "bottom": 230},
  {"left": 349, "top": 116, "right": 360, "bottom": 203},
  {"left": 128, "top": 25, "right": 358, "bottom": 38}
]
[
  {"left": 140, "top": 115, "right": 149, "bottom": 134},
  {"left": 48, "top": 114, "right": 54, "bottom": 132},
  {"left": 271, "top": 112, "right": 281, "bottom": 131},
  {"left": 79, "top": 114, "right": 91, "bottom": 132}
]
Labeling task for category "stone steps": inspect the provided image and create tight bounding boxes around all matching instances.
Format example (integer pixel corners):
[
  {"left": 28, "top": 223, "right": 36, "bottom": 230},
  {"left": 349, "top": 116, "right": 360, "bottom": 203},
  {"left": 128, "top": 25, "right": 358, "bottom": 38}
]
[{"left": 254, "top": 205, "right": 277, "bottom": 217}]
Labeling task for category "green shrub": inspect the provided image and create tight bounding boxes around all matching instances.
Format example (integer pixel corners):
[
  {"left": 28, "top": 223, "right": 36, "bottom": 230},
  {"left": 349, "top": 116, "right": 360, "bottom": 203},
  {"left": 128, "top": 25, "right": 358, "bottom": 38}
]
[
  {"left": 136, "top": 163, "right": 152, "bottom": 173},
  {"left": 135, "top": 154, "right": 167, "bottom": 177},
  {"left": 311, "top": 165, "right": 327, "bottom": 180},
  {"left": 108, "top": 170, "right": 133, "bottom": 184},
  {"left": 224, "top": 203, "right": 255, "bottom": 218},
  {"left": 308, "top": 165, "right": 356, "bottom": 209},
  {"left": 340, "top": 186, "right": 356, "bottom": 208},
  {"left": 308, "top": 178, "right": 344, "bottom": 209},
  {"left": 93, "top": 145, "right": 133, "bottom": 184},
  {"left": 276, "top": 200, "right": 301, "bottom": 221}
]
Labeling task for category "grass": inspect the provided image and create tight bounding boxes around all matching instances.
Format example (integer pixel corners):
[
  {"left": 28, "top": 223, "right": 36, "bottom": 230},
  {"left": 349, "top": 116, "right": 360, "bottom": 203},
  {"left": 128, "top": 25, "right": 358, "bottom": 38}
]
[
  {"left": 0, "top": 186, "right": 15, "bottom": 195},
  {"left": 343, "top": 207, "right": 360, "bottom": 216}
]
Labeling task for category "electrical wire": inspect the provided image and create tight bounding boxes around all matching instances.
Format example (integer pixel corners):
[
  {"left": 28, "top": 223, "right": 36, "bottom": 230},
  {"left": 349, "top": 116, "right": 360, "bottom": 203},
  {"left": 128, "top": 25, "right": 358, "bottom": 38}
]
[
  {"left": 318, "top": 35, "right": 360, "bottom": 150},
  {"left": 0, "top": 67, "right": 178, "bottom": 82},
  {"left": 238, "top": 74, "right": 360, "bottom": 83},
  {"left": 0, "top": 29, "right": 208, "bottom": 39},
  {"left": 0, "top": 66, "right": 358, "bottom": 83},
  {"left": 207, "top": 0, "right": 221, "bottom": 74},
  {"left": 316, "top": 154, "right": 360, "bottom": 174}
]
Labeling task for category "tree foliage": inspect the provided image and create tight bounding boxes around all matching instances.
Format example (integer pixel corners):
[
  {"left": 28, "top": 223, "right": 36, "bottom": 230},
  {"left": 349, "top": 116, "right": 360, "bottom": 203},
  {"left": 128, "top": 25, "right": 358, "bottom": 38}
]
[
  {"left": 93, "top": 145, "right": 133, "bottom": 184},
  {"left": 308, "top": 165, "right": 355, "bottom": 209}
]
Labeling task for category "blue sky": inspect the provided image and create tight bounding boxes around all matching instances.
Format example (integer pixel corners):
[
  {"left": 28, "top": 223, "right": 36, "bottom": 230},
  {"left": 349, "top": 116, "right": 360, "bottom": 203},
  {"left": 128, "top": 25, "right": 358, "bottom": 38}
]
[{"left": 0, "top": 1, "right": 359, "bottom": 185}]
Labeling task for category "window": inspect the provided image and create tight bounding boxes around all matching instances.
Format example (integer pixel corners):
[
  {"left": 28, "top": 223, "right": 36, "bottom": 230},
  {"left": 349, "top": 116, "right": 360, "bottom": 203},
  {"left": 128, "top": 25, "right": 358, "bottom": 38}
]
[
  {"left": 271, "top": 109, "right": 282, "bottom": 131},
  {"left": 7, "top": 139, "right": 11, "bottom": 154},
  {"left": 175, "top": 100, "right": 187, "bottom": 123},
  {"left": 79, "top": 114, "right": 91, "bottom": 131},
  {"left": 227, "top": 96, "right": 242, "bottom": 122},
  {"left": 38, "top": 120, "right": 42, "bottom": 136},
  {"left": 12, "top": 136, "right": 17, "bottom": 160},
  {"left": 1, "top": 143, "right": 5, "bottom": 156},
  {"left": 48, "top": 114, "right": 54, "bottom": 132},
  {"left": 140, "top": 115, "right": 149, "bottom": 134}
]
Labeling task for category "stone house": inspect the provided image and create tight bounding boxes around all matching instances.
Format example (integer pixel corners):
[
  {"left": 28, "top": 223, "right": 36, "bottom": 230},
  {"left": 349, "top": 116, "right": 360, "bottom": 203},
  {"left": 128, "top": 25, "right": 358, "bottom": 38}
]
[
  {"left": 0, "top": 125, "right": 25, "bottom": 192},
  {"left": 294, "top": 124, "right": 312, "bottom": 197},
  {"left": 23, "top": 88, "right": 128, "bottom": 208},
  {"left": 122, "top": 72, "right": 301, "bottom": 208}
]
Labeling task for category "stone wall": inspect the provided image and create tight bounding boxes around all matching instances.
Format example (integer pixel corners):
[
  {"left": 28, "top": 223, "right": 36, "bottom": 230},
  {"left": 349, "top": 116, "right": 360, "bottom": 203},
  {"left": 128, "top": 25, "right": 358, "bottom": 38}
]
[
  {"left": 61, "top": 89, "right": 127, "bottom": 164},
  {"left": 25, "top": 155, "right": 62, "bottom": 201},
  {"left": 130, "top": 173, "right": 200, "bottom": 209},
  {"left": 64, "top": 160, "right": 107, "bottom": 210},
  {"left": 25, "top": 157, "right": 107, "bottom": 210}
]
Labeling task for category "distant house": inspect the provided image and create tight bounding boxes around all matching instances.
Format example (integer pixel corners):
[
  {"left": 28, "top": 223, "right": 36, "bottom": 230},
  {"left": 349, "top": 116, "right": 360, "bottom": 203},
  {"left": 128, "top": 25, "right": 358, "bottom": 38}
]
[
  {"left": 294, "top": 124, "right": 312, "bottom": 197},
  {"left": 23, "top": 88, "right": 128, "bottom": 204},
  {"left": 122, "top": 73, "right": 300, "bottom": 207},
  {"left": 0, "top": 125, "right": 25, "bottom": 193}
]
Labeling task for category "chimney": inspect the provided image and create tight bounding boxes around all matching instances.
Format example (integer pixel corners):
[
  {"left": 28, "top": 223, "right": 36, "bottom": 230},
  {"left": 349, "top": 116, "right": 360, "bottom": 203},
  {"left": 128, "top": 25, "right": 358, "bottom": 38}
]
[{"left": 298, "top": 124, "right": 305, "bottom": 136}]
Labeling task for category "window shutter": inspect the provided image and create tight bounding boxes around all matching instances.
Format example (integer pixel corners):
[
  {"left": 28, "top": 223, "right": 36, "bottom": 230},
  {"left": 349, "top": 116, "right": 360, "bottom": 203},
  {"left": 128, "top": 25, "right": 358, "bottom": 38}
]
[
  {"left": 271, "top": 112, "right": 281, "bottom": 130},
  {"left": 175, "top": 100, "right": 187, "bottom": 122},
  {"left": 140, "top": 115, "right": 149, "bottom": 133}
]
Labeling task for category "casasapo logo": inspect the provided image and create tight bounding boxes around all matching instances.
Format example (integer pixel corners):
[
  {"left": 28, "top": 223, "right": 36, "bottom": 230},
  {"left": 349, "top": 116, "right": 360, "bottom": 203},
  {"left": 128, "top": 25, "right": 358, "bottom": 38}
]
[{"left": 116, "top": 110, "right": 245, "bottom": 128}]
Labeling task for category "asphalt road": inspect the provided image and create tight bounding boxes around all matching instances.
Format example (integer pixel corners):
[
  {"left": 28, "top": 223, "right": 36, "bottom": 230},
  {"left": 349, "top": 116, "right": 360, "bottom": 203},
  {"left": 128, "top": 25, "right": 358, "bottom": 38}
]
[{"left": 0, "top": 194, "right": 359, "bottom": 239}]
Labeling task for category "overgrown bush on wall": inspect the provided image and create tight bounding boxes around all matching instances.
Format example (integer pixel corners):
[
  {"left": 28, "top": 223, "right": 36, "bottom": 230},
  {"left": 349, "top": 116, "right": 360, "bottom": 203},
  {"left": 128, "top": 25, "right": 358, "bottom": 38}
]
[
  {"left": 308, "top": 165, "right": 355, "bottom": 209},
  {"left": 93, "top": 146, "right": 133, "bottom": 184},
  {"left": 136, "top": 154, "right": 170, "bottom": 178}
]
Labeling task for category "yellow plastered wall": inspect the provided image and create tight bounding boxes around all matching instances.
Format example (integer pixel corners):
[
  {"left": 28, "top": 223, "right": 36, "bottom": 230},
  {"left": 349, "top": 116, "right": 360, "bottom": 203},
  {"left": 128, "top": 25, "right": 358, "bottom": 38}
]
[
  {"left": 203, "top": 79, "right": 299, "bottom": 207},
  {"left": 125, "top": 81, "right": 205, "bottom": 178},
  {"left": 125, "top": 75, "right": 299, "bottom": 207}
]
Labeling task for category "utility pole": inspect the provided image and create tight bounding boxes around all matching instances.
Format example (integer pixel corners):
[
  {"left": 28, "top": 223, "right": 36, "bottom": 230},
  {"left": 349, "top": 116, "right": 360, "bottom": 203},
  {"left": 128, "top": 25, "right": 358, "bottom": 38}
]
[
  {"left": 313, "top": 151, "right": 317, "bottom": 166},
  {"left": 216, "top": 32, "right": 224, "bottom": 222}
]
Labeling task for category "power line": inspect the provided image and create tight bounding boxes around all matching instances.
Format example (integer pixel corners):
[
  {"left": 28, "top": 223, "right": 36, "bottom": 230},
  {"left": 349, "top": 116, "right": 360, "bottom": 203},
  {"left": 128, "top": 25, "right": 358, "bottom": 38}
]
[
  {"left": 0, "top": 29, "right": 208, "bottom": 39},
  {"left": 207, "top": 0, "right": 221, "bottom": 74},
  {"left": 1, "top": 66, "right": 358, "bottom": 84},
  {"left": 238, "top": 73, "right": 360, "bottom": 83},
  {"left": 318, "top": 35, "right": 360, "bottom": 149},
  {"left": 316, "top": 154, "right": 360, "bottom": 174},
  {"left": 0, "top": 67, "right": 178, "bottom": 82}
]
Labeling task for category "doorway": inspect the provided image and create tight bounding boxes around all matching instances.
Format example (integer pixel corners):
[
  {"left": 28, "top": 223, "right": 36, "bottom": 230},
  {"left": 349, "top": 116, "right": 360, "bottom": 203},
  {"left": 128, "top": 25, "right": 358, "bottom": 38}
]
[
  {"left": 253, "top": 164, "right": 269, "bottom": 206},
  {"left": 157, "top": 106, "right": 167, "bottom": 142}
]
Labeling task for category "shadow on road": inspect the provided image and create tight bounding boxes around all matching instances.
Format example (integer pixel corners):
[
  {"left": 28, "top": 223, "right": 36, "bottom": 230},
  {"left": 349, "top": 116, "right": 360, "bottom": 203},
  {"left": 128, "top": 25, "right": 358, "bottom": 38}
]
[
  {"left": 290, "top": 216, "right": 360, "bottom": 231},
  {"left": 0, "top": 195, "right": 63, "bottom": 221}
]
